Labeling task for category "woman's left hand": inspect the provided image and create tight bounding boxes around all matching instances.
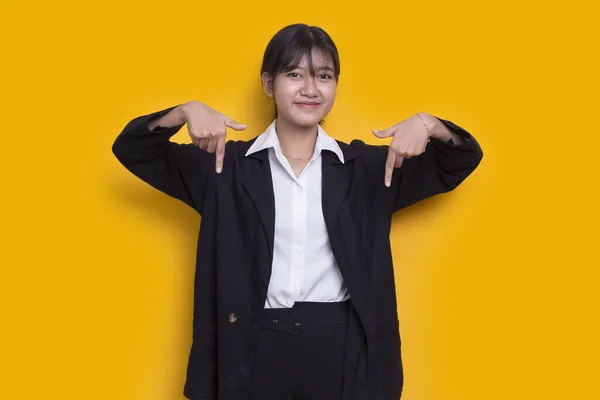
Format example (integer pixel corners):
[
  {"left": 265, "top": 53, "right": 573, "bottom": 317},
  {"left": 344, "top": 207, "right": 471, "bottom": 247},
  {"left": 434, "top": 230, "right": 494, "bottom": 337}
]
[{"left": 372, "top": 114, "right": 430, "bottom": 187}]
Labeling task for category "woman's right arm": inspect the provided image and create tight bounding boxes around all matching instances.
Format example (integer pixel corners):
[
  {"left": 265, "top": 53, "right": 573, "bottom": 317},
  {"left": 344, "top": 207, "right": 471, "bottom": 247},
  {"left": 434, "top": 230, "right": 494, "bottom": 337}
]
[{"left": 111, "top": 101, "right": 246, "bottom": 214}]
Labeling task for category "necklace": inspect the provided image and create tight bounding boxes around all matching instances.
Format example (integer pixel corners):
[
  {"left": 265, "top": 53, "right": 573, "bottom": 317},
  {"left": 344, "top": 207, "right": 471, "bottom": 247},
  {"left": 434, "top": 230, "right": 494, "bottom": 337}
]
[{"left": 283, "top": 154, "right": 311, "bottom": 161}]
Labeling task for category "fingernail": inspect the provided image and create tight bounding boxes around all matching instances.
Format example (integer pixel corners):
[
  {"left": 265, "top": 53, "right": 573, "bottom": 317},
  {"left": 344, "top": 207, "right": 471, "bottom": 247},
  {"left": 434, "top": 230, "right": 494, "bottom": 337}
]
[
  {"left": 216, "top": 166, "right": 222, "bottom": 173},
  {"left": 385, "top": 180, "right": 391, "bottom": 187}
]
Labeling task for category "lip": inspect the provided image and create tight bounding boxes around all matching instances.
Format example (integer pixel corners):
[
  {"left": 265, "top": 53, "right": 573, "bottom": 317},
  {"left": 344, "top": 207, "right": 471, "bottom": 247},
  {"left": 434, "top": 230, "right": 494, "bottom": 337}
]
[{"left": 296, "top": 102, "right": 321, "bottom": 108}]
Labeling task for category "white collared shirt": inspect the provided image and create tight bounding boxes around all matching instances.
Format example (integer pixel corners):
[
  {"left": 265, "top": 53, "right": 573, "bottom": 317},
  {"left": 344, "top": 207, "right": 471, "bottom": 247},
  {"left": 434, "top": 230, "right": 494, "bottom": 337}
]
[{"left": 245, "top": 120, "right": 350, "bottom": 309}]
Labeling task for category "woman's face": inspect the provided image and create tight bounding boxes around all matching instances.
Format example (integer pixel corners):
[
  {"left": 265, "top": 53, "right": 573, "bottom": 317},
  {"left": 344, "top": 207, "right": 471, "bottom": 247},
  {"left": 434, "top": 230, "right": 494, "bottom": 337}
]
[{"left": 262, "top": 48, "right": 337, "bottom": 128}]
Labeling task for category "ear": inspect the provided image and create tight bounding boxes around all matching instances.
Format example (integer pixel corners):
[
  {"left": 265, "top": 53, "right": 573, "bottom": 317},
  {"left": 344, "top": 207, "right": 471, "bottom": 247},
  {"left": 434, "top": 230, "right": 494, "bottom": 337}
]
[{"left": 261, "top": 72, "right": 274, "bottom": 98}]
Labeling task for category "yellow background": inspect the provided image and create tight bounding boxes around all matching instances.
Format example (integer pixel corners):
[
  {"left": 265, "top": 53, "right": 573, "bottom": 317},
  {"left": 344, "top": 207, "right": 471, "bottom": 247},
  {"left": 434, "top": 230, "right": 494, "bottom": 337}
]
[{"left": 1, "top": 1, "right": 598, "bottom": 399}]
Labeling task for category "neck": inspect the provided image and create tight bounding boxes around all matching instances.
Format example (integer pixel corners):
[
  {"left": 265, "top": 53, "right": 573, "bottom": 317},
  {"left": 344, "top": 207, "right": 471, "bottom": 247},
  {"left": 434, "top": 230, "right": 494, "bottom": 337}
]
[{"left": 274, "top": 118, "right": 318, "bottom": 159}]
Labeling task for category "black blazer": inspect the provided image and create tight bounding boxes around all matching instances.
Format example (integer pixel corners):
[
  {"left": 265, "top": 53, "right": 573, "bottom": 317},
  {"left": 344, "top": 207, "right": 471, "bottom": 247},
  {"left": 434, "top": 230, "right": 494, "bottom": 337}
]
[{"left": 112, "top": 105, "right": 484, "bottom": 400}]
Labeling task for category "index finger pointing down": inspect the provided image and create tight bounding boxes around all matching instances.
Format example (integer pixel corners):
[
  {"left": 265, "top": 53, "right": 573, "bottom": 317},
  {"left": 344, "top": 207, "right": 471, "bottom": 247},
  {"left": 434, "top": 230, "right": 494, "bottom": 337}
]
[{"left": 215, "top": 136, "right": 225, "bottom": 173}]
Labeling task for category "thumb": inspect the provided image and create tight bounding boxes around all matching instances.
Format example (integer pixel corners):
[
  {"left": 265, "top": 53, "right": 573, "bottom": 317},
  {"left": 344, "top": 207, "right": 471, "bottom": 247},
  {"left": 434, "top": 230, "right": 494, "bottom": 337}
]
[
  {"left": 372, "top": 127, "right": 396, "bottom": 138},
  {"left": 224, "top": 116, "right": 247, "bottom": 131}
]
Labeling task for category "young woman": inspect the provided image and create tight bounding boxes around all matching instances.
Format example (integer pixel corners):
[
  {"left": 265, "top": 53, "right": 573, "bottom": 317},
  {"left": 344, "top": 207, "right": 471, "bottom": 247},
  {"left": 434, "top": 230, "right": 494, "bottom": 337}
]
[{"left": 112, "top": 23, "right": 483, "bottom": 400}]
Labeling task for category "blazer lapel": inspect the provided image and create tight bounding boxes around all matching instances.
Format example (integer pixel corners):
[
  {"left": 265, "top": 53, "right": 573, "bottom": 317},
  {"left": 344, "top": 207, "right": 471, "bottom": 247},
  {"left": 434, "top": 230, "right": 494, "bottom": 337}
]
[
  {"left": 321, "top": 142, "right": 359, "bottom": 238},
  {"left": 240, "top": 147, "right": 275, "bottom": 284},
  {"left": 322, "top": 144, "right": 369, "bottom": 315},
  {"left": 321, "top": 150, "right": 349, "bottom": 236}
]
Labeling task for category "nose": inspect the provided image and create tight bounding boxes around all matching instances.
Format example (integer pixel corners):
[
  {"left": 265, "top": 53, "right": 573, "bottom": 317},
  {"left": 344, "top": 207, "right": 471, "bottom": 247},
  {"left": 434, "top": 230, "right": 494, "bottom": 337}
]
[{"left": 300, "top": 76, "right": 318, "bottom": 97}]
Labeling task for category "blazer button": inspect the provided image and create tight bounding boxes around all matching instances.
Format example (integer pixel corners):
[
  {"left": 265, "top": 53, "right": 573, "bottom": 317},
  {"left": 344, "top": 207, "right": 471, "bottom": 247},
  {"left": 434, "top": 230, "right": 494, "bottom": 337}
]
[{"left": 228, "top": 313, "right": 237, "bottom": 323}]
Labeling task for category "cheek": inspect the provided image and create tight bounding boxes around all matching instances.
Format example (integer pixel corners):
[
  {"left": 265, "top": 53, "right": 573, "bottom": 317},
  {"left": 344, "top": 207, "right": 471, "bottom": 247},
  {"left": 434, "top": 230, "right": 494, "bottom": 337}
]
[
  {"left": 274, "top": 86, "right": 298, "bottom": 105},
  {"left": 322, "top": 85, "right": 337, "bottom": 103}
]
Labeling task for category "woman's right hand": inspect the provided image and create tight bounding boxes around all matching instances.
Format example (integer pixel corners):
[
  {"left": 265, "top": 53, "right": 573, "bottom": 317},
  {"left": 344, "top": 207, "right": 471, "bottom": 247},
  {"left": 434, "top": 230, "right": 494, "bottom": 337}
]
[{"left": 180, "top": 101, "right": 247, "bottom": 173}]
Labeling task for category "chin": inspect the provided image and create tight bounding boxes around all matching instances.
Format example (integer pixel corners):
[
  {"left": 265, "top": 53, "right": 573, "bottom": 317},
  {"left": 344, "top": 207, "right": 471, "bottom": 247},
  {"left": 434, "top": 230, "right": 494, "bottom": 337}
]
[{"left": 287, "top": 112, "right": 324, "bottom": 127}]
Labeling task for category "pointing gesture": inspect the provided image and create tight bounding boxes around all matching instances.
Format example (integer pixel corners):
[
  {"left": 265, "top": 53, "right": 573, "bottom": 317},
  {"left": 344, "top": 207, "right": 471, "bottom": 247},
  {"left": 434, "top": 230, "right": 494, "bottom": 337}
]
[
  {"left": 181, "top": 101, "right": 247, "bottom": 173},
  {"left": 372, "top": 113, "right": 431, "bottom": 187}
]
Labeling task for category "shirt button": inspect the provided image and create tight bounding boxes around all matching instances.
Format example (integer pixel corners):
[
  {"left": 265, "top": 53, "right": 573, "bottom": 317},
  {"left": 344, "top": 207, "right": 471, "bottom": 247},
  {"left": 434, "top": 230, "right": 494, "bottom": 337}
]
[
  {"left": 294, "top": 322, "right": 301, "bottom": 329},
  {"left": 228, "top": 313, "right": 237, "bottom": 323},
  {"left": 272, "top": 319, "right": 279, "bottom": 325}
]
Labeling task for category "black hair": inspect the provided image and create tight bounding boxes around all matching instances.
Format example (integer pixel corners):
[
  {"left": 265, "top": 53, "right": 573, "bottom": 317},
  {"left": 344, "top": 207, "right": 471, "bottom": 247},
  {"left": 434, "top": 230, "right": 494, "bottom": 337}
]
[{"left": 260, "top": 23, "right": 341, "bottom": 124}]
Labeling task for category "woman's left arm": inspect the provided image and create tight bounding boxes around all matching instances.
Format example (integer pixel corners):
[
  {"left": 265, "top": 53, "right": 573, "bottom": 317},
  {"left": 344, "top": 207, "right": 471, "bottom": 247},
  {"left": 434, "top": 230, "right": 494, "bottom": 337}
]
[{"left": 370, "top": 112, "right": 484, "bottom": 212}]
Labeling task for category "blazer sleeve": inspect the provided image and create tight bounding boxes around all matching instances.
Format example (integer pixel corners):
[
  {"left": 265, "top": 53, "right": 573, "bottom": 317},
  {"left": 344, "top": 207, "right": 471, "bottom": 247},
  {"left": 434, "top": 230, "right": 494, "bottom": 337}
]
[
  {"left": 111, "top": 105, "right": 215, "bottom": 214},
  {"left": 355, "top": 117, "right": 484, "bottom": 213}
]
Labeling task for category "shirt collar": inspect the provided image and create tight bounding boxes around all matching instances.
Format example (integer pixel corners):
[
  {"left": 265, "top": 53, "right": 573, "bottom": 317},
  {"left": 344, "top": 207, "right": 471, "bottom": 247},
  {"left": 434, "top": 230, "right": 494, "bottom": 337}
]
[{"left": 245, "top": 120, "right": 345, "bottom": 164}]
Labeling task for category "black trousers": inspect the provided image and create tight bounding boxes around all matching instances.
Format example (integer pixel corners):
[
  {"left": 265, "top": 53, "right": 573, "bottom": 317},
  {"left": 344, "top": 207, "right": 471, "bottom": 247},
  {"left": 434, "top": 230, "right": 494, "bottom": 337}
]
[{"left": 247, "top": 300, "right": 354, "bottom": 400}]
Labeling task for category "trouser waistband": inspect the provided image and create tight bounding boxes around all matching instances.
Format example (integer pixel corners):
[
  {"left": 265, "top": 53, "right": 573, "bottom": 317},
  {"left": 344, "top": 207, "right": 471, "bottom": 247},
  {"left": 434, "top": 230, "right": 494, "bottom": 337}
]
[{"left": 259, "top": 300, "right": 350, "bottom": 335}]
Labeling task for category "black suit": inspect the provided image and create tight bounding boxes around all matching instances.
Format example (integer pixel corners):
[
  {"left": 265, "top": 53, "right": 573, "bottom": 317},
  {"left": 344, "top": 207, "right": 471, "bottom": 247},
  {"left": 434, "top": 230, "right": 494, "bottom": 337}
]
[{"left": 112, "top": 105, "right": 484, "bottom": 400}]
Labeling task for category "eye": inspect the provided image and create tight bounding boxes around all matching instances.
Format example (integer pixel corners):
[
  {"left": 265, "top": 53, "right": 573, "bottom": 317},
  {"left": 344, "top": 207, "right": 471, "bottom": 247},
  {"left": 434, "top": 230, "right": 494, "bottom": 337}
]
[
  {"left": 319, "top": 74, "right": 333, "bottom": 80},
  {"left": 287, "top": 72, "right": 301, "bottom": 78}
]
